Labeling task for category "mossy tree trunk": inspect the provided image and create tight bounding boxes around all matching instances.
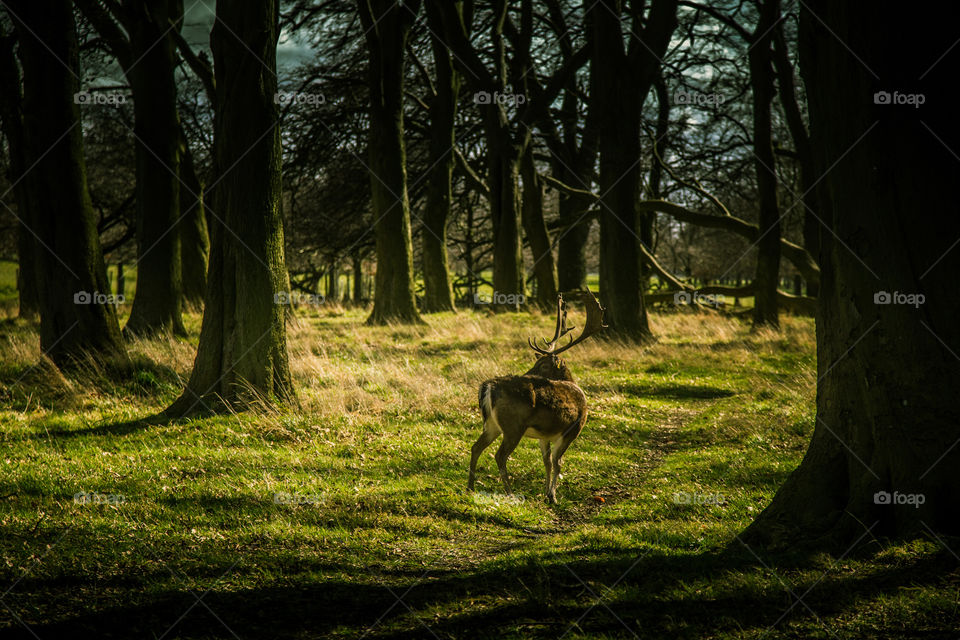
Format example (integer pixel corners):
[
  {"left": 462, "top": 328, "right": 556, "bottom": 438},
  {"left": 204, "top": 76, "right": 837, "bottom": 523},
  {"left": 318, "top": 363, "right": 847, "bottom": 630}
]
[
  {"left": 359, "top": 0, "right": 423, "bottom": 325},
  {"left": 743, "top": 1, "right": 960, "bottom": 547},
  {"left": 122, "top": 0, "right": 185, "bottom": 337},
  {"left": 520, "top": 146, "right": 557, "bottom": 308},
  {"left": 178, "top": 131, "right": 209, "bottom": 310},
  {"left": 0, "top": 30, "right": 39, "bottom": 319},
  {"left": 7, "top": 0, "right": 127, "bottom": 366},
  {"left": 166, "top": 0, "right": 293, "bottom": 414},
  {"left": 420, "top": 1, "right": 457, "bottom": 313}
]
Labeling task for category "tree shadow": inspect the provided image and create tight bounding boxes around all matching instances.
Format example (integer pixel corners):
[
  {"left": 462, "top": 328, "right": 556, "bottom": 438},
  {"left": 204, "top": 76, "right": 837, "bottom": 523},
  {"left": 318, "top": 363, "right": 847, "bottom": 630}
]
[
  {"left": 617, "top": 383, "right": 736, "bottom": 400},
  {"left": 1, "top": 543, "right": 954, "bottom": 639},
  {"left": 28, "top": 413, "right": 174, "bottom": 439}
]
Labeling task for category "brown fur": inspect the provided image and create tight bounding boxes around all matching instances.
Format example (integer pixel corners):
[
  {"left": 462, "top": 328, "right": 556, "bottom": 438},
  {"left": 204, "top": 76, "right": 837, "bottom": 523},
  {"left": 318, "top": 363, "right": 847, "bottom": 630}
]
[{"left": 470, "top": 354, "right": 589, "bottom": 504}]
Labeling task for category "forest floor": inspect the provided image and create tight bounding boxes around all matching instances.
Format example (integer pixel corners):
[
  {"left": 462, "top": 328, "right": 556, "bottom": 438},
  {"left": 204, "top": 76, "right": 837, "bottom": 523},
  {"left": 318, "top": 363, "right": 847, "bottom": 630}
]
[{"left": 0, "top": 307, "right": 956, "bottom": 639}]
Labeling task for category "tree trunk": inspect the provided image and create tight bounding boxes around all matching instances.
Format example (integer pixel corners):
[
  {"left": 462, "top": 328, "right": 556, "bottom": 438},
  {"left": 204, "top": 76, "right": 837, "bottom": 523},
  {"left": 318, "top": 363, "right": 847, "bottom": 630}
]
[
  {"left": 179, "top": 131, "right": 209, "bottom": 310},
  {"left": 436, "top": 0, "right": 524, "bottom": 310},
  {"left": 0, "top": 31, "right": 39, "bottom": 319},
  {"left": 556, "top": 192, "right": 592, "bottom": 291},
  {"left": 8, "top": 0, "right": 127, "bottom": 367},
  {"left": 166, "top": 0, "right": 293, "bottom": 415},
  {"left": 117, "top": 263, "right": 126, "bottom": 298},
  {"left": 485, "top": 115, "right": 525, "bottom": 308},
  {"left": 772, "top": 21, "right": 819, "bottom": 297},
  {"left": 520, "top": 146, "right": 557, "bottom": 308},
  {"left": 749, "top": 0, "right": 781, "bottom": 329},
  {"left": 590, "top": 0, "right": 676, "bottom": 339},
  {"left": 327, "top": 259, "right": 339, "bottom": 301},
  {"left": 352, "top": 251, "right": 364, "bottom": 303},
  {"left": 642, "top": 72, "right": 670, "bottom": 290},
  {"left": 743, "top": 1, "right": 960, "bottom": 547},
  {"left": 123, "top": 0, "right": 185, "bottom": 337},
  {"left": 359, "top": 0, "right": 422, "bottom": 325},
  {"left": 420, "top": 1, "right": 457, "bottom": 313}
]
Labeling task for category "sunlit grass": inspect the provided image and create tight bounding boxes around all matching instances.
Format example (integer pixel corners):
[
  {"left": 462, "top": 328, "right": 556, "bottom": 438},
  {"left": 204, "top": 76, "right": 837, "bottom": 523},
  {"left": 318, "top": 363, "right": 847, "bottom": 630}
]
[{"left": 0, "top": 308, "right": 955, "bottom": 638}]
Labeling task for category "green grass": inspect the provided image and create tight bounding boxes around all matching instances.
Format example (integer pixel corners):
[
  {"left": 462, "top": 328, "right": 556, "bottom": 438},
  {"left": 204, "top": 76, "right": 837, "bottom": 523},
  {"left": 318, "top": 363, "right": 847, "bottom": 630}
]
[{"left": 0, "top": 309, "right": 956, "bottom": 639}]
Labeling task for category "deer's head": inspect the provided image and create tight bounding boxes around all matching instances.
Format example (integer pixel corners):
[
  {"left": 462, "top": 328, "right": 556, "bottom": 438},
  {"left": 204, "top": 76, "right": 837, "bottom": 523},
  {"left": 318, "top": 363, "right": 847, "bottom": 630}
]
[{"left": 524, "top": 289, "right": 607, "bottom": 382}]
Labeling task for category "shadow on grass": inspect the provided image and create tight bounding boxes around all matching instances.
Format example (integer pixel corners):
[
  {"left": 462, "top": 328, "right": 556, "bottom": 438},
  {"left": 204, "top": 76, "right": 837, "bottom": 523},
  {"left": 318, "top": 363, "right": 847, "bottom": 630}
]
[
  {"left": 617, "top": 383, "right": 736, "bottom": 400},
  {"left": 29, "top": 414, "right": 173, "bottom": 439},
  {"left": 1, "top": 545, "right": 954, "bottom": 639}
]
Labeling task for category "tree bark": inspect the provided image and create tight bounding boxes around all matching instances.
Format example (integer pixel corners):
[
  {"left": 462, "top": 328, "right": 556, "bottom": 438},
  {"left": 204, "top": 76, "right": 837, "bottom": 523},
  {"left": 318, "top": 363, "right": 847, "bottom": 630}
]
[
  {"left": 749, "top": 0, "right": 781, "bottom": 329},
  {"left": 352, "top": 251, "right": 364, "bottom": 303},
  {"left": 436, "top": 1, "right": 525, "bottom": 309},
  {"left": 772, "top": 20, "right": 819, "bottom": 296},
  {"left": 743, "top": 1, "right": 960, "bottom": 547},
  {"left": 121, "top": 0, "right": 185, "bottom": 337},
  {"left": 590, "top": 0, "right": 677, "bottom": 339},
  {"left": 327, "top": 258, "right": 339, "bottom": 302},
  {"left": 520, "top": 146, "right": 557, "bottom": 308},
  {"left": 166, "top": 0, "right": 293, "bottom": 414},
  {"left": 420, "top": 1, "right": 457, "bottom": 313},
  {"left": 360, "top": 0, "right": 423, "bottom": 325},
  {"left": 7, "top": 0, "right": 127, "bottom": 367},
  {"left": 178, "top": 130, "right": 209, "bottom": 310},
  {"left": 0, "top": 31, "right": 39, "bottom": 319}
]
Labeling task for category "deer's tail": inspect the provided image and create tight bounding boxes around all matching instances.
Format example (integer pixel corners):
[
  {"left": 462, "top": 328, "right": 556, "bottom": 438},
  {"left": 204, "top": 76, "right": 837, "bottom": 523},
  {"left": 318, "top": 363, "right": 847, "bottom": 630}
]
[{"left": 479, "top": 380, "right": 498, "bottom": 423}]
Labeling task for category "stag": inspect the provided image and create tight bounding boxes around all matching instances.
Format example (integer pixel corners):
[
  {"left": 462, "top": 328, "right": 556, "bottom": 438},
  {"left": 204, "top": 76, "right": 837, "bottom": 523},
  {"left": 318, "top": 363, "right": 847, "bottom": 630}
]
[{"left": 469, "top": 290, "right": 606, "bottom": 503}]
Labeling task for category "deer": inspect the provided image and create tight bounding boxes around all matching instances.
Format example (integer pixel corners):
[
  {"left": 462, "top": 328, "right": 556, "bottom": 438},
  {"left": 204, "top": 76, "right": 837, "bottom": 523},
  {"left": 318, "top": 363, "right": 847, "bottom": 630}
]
[{"left": 469, "top": 289, "right": 607, "bottom": 504}]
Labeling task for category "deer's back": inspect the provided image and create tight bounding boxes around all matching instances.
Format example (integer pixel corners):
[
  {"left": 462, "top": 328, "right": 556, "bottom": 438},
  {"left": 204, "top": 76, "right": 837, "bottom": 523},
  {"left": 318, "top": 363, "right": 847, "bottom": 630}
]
[{"left": 481, "top": 375, "right": 587, "bottom": 439}]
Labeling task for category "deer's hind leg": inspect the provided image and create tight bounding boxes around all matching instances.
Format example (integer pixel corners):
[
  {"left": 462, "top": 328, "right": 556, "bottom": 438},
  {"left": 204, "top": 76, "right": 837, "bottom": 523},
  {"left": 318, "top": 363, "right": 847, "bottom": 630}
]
[
  {"left": 468, "top": 417, "right": 501, "bottom": 491},
  {"left": 494, "top": 430, "right": 523, "bottom": 494},
  {"left": 540, "top": 439, "right": 554, "bottom": 501}
]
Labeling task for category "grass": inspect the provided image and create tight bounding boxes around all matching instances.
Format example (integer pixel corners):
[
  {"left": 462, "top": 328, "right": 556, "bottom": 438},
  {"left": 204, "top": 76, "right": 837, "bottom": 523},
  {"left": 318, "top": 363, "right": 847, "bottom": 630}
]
[{"left": 0, "top": 306, "right": 957, "bottom": 639}]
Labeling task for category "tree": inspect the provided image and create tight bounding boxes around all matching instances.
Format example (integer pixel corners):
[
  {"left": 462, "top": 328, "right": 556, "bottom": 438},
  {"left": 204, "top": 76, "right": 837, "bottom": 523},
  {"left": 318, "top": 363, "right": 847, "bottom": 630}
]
[
  {"left": 748, "top": 0, "right": 781, "bottom": 328},
  {"left": 166, "top": 0, "right": 293, "bottom": 414},
  {"left": 419, "top": 1, "right": 458, "bottom": 313},
  {"left": 590, "top": 0, "right": 677, "bottom": 339},
  {"left": 0, "top": 29, "right": 38, "bottom": 319},
  {"left": 178, "top": 132, "right": 209, "bottom": 309},
  {"left": 437, "top": 0, "right": 526, "bottom": 308},
  {"left": 744, "top": 1, "right": 960, "bottom": 546},
  {"left": 121, "top": 0, "right": 185, "bottom": 336},
  {"left": 542, "top": 0, "right": 599, "bottom": 293},
  {"left": 6, "top": 0, "right": 127, "bottom": 367},
  {"left": 77, "top": 0, "right": 186, "bottom": 336},
  {"left": 358, "top": 0, "right": 423, "bottom": 324}
]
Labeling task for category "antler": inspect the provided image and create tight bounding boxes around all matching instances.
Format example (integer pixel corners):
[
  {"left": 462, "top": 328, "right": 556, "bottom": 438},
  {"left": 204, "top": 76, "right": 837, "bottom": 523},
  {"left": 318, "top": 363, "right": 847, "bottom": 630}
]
[
  {"left": 528, "top": 294, "right": 575, "bottom": 355},
  {"left": 550, "top": 288, "right": 607, "bottom": 355}
]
